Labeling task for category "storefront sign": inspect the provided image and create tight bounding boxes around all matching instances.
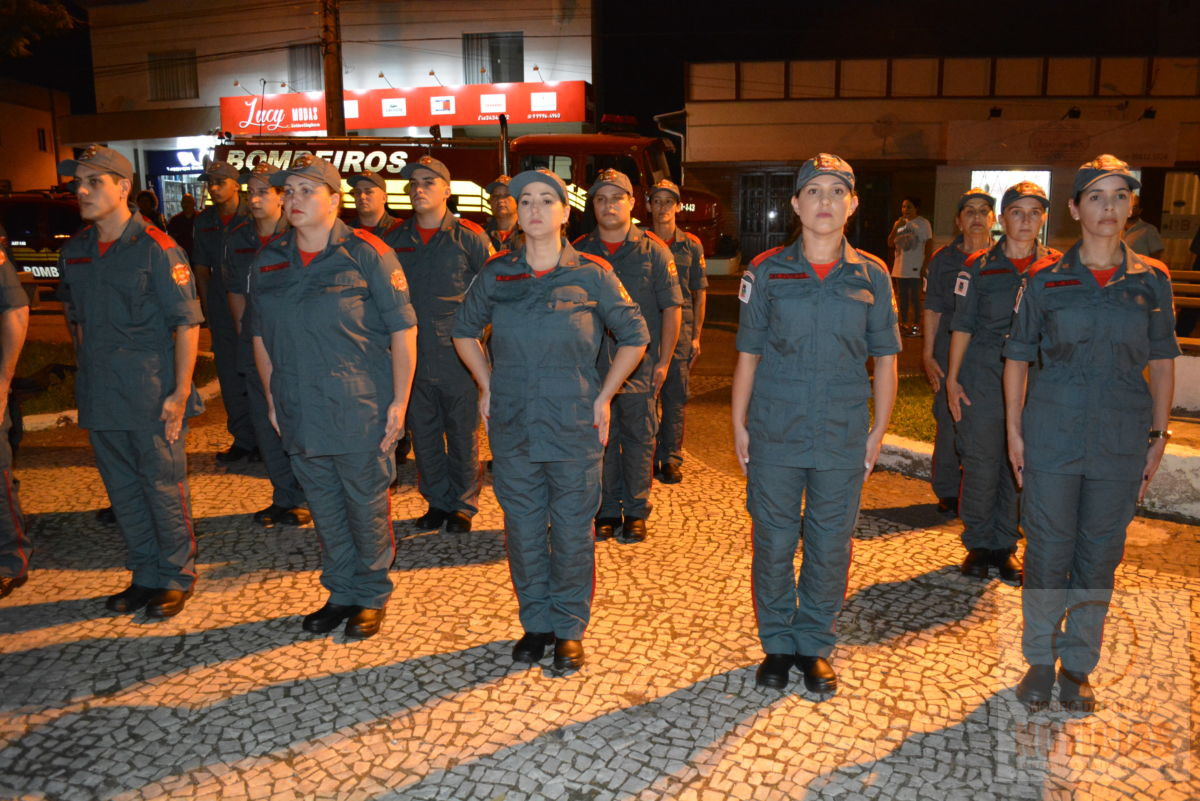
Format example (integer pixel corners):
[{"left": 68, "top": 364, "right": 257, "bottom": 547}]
[
  {"left": 220, "top": 81, "right": 590, "bottom": 135},
  {"left": 146, "top": 149, "right": 213, "bottom": 175}
]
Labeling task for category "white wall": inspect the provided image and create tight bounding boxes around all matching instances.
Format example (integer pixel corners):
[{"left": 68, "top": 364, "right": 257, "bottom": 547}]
[{"left": 90, "top": 0, "right": 592, "bottom": 113}]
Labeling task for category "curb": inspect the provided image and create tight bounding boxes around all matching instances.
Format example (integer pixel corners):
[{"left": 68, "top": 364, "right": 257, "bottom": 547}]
[{"left": 878, "top": 434, "right": 1200, "bottom": 523}]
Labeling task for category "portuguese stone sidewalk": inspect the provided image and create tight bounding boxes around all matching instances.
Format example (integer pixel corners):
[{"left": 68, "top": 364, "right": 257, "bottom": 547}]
[{"left": 0, "top": 388, "right": 1197, "bottom": 801}]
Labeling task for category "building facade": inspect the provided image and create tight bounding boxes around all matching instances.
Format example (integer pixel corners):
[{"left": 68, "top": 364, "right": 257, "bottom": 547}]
[{"left": 682, "top": 56, "right": 1200, "bottom": 269}]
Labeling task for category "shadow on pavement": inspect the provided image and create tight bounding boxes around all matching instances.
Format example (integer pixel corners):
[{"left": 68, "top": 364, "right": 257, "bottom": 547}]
[
  {"left": 0, "top": 640, "right": 524, "bottom": 800},
  {"left": 838, "top": 565, "right": 991, "bottom": 646}
]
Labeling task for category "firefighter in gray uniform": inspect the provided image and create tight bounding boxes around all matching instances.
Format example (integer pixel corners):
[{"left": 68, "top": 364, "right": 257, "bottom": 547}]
[
  {"left": 1005, "top": 155, "right": 1178, "bottom": 712},
  {"left": 484, "top": 175, "right": 519, "bottom": 251},
  {"left": 453, "top": 169, "right": 649, "bottom": 672},
  {"left": 392, "top": 155, "right": 492, "bottom": 533},
  {"left": 946, "top": 182, "right": 1058, "bottom": 583},
  {"left": 251, "top": 155, "right": 417, "bottom": 639},
  {"left": 921, "top": 188, "right": 995, "bottom": 513},
  {"left": 574, "top": 169, "right": 681, "bottom": 543},
  {"left": 223, "top": 162, "right": 309, "bottom": 527},
  {"left": 0, "top": 237, "right": 30, "bottom": 600},
  {"left": 57, "top": 145, "right": 204, "bottom": 618},
  {"left": 733, "top": 154, "right": 900, "bottom": 693},
  {"left": 194, "top": 161, "right": 257, "bottom": 462},
  {"left": 647, "top": 179, "right": 707, "bottom": 484},
  {"left": 349, "top": 171, "right": 402, "bottom": 240}
]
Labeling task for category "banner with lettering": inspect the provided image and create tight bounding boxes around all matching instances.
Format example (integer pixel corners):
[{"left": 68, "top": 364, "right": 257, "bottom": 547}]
[{"left": 220, "top": 81, "right": 590, "bottom": 135}]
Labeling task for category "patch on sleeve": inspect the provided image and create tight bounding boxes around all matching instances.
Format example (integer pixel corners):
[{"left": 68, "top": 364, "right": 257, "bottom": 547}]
[
  {"left": 666, "top": 260, "right": 677, "bottom": 280},
  {"left": 954, "top": 271, "right": 970, "bottom": 297},
  {"left": 1014, "top": 282, "right": 1025, "bottom": 314},
  {"left": 738, "top": 273, "right": 753, "bottom": 304},
  {"left": 390, "top": 269, "right": 408, "bottom": 292},
  {"left": 171, "top": 263, "right": 191, "bottom": 287}
]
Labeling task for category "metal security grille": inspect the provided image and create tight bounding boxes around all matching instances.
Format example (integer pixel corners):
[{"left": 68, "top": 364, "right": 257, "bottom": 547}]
[
  {"left": 147, "top": 50, "right": 198, "bottom": 101},
  {"left": 289, "top": 43, "right": 323, "bottom": 91},
  {"left": 462, "top": 32, "right": 524, "bottom": 84},
  {"left": 738, "top": 172, "right": 796, "bottom": 258}
]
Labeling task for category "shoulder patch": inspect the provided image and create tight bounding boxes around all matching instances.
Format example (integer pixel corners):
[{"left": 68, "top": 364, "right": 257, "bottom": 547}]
[
  {"left": 738, "top": 272, "right": 754, "bottom": 303},
  {"left": 144, "top": 226, "right": 178, "bottom": 251},
  {"left": 352, "top": 228, "right": 391, "bottom": 258},
  {"left": 749, "top": 246, "right": 785, "bottom": 269},
  {"left": 457, "top": 217, "right": 485, "bottom": 236},
  {"left": 171, "top": 263, "right": 191, "bottom": 287},
  {"left": 965, "top": 249, "right": 987, "bottom": 267},
  {"left": 1029, "top": 253, "right": 1063, "bottom": 276},
  {"left": 954, "top": 271, "right": 970, "bottom": 297},
  {"left": 578, "top": 251, "right": 613, "bottom": 272}
]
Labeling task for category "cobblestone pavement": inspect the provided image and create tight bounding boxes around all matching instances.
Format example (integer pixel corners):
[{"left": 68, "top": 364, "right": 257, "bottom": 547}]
[{"left": 1, "top": 385, "right": 1197, "bottom": 801}]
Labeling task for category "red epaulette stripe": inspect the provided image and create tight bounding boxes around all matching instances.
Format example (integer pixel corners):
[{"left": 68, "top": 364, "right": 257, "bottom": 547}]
[
  {"left": 457, "top": 217, "right": 485, "bottom": 235},
  {"left": 571, "top": 233, "right": 589, "bottom": 246},
  {"left": 578, "top": 252, "right": 613, "bottom": 271},
  {"left": 1029, "top": 254, "right": 1063, "bottom": 275},
  {"left": 1143, "top": 256, "right": 1171, "bottom": 279},
  {"left": 858, "top": 249, "right": 888, "bottom": 270},
  {"left": 485, "top": 249, "right": 511, "bottom": 264},
  {"left": 749, "top": 246, "right": 785, "bottom": 268},
  {"left": 644, "top": 230, "right": 669, "bottom": 248},
  {"left": 352, "top": 228, "right": 391, "bottom": 257},
  {"left": 144, "top": 226, "right": 178, "bottom": 251},
  {"left": 965, "top": 249, "right": 988, "bottom": 267}
]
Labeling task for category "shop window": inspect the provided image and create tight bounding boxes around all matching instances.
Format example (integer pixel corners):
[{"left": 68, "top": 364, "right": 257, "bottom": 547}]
[
  {"left": 148, "top": 50, "right": 198, "bottom": 101},
  {"left": 463, "top": 32, "right": 524, "bottom": 84},
  {"left": 289, "top": 44, "right": 323, "bottom": 92}
]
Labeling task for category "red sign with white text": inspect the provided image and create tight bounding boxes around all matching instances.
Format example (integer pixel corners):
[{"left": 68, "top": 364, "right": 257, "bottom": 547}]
[{"left": 220, "top": 81, "right": 590, "bottom": 135}]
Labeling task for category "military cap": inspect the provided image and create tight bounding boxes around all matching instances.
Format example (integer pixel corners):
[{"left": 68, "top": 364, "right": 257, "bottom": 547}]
[
  {"left": 509, "top": 169, "right": 568, "bottom": 204},
  {"left": 268, "top": 153, "right": 342, "bottom": 192},
  {"left": 588, "top": 168, "right": 633, "bottom": 197},
  {"left": 794, "top": 153, "right": 855, "bottom": 193},
  {"left": 1073, "top": 154, "right": 1140, "bottom": 194},
  {"left": 58, "top": 144, "right": 133, "bottom": 181},
  {"left": 399, "top": 155, "right": 451, "bottom": 182}
]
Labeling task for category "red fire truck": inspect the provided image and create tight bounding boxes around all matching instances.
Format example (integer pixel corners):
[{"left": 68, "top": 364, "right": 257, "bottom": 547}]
[{"left": 214, "top": 129, "right": 722, "bottom": 255}]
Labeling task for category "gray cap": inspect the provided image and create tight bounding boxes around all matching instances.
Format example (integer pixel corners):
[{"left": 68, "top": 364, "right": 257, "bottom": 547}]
[
  {"left": 400, "top": 155, "right": 451, "bottom": 182},
  {"left": 794, "top": 153, "right": 855, "bottom": 193},
  {"left": 486, "top": 175, "right": 512, "bottom": 195},
  {"left": 58, "top": 144, "right": 133, "bottom": 181},
  {"left": 648, "top": 179, "right": 681, "bottom": 203},
  {"left": 588, "top": 168, "right": 633, "bottom": 197},
  {"left": 509, "top": 169, "right": 568, "bottom": 204},
  {"left": 348, "top": 171, "right": 386, "bottom": 191},
  {"left": 957, "top": 187, "right": 995, "bottom": 212},
  {"left": 203, "top": 161, "right": 240, "bottom": 184},
  {"left": 268, "top": 154, "right": 342, "bottom": 192},
  {"left": 245, "top": 162, "right": 280, "bottom": 189},
  {"left": 1001, "top": 181, "right": 1049, "bottom": 212},
  {"left": 1073, "top": 154, "right": 1140, "bottom": 194}
]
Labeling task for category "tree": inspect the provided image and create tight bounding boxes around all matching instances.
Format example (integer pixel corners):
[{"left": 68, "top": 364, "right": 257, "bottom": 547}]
[{"left": 0, "top": 0, "right": 75, "bottom": 59}]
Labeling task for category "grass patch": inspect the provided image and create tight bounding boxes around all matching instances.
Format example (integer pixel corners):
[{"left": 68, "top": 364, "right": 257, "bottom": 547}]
[
  {"left": 14, "top": 341, "right": 217, "bottom": 416},
  {"left": 872, "top": 373, "right": 936, "bottom": 443}
]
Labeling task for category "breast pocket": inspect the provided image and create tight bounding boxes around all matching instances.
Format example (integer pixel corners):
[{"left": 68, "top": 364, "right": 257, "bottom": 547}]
[
  {"left": 108, "top": 269, "right": 152, "bottom": 326},
  {"left": 831, "top": 282, "right": 875, "bottom": 333},
  {"left": 1108, "top": 290, "right": 1152, "bottom": 370}
]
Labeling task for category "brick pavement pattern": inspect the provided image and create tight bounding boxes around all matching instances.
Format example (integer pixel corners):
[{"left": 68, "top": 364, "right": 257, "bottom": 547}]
[{"left": 0, "top": 383, "right": 1196, "bottom": 801}]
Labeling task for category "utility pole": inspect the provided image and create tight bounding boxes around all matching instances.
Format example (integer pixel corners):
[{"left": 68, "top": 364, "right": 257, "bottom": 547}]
[{"left": 320, "top": 0, "right": 345, "bottom": 136}]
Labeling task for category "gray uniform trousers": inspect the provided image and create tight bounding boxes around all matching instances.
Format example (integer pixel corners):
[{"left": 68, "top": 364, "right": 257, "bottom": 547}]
[
  {"left": 206, "top": 277, "right": 254, "bottom": 451},
  {"left": 290, "top": 450, "right": 395, "bottom": 609},
  {"left": 89, "top": 429, "right": 197, "bottom": 591},
  {"left": 656, "top": 356, "right": 690, "bottom": 468},
  {"left": 1021, "top": 469, "right": 1139, "bottom": 673},
  {"left": 494, "top": 451, "right": 600, "bottom": 641},
  {"left": 930, "top": 379, "right": 961, "bottom": 499},
  {"left": 956, "top": 357, "right": 1019, "bottom": 551},
  {"left": 0, "top": 407, "right": 29, "bottom": 579},
  {"left": 599, "top": 391, "right": 657, "bottom": 520},
  {"left": 243, "top": 364, "right": 306, "bottom": 510},
  {"left": 409, "top": 376, "right": 481, "bottom": 516},
  {"left": 747, "top": 462, "right": 863, "bottom": 657}
]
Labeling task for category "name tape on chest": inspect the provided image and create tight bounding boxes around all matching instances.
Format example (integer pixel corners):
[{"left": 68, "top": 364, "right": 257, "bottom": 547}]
[
  {"left": 770, "top": 272, "right": 809, "bottom": 279},
  {"left": 260, "top": 262, "right": 290, "bottom": 273},
  {"left": 954, "top": 271, "right": 970, "bottom": 297},
  {"left": 1045, "top": 279, "right": 1082, "bottom": 288},
  {"left": 496, "top": 273, "right": 532, "bottom": 282},
  {"left": 171, "top": 263, "right": 191, "bottom": 287},
  {"left": 979, "top": 268, "right": 1010, "bottom": 276}
]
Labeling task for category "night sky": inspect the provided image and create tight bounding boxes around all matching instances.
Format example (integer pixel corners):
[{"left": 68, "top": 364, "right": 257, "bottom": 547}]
[{"left": 2, "top": 0, "right": 1197, "bottom": 125}]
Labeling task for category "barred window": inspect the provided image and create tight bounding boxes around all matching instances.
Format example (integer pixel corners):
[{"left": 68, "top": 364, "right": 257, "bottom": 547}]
[
  {"left": 289, "top": 44, "right": 323, "bottom": 92},
  {"left": 148, "top": 50, "right": 198, "bottom": 101},
  {"left": 462, "top": 32, "right": 524, "bottom": 84}
]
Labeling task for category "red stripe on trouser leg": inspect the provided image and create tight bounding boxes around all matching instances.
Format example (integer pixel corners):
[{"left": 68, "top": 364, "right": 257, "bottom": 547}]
[{"left": 3, "top": 470, "right": 28, "bottom": 574}]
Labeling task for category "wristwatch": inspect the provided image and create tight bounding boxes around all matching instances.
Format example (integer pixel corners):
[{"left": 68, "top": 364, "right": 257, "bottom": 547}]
[{"left": 1147, "top": 429, "right": 1172, "bottom": 442}]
